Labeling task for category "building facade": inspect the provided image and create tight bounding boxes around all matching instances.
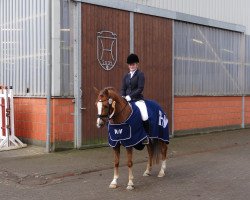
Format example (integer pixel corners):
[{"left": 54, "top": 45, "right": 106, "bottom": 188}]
[{"left": 1, "top": 0, "right": 250, "bottom": 151}]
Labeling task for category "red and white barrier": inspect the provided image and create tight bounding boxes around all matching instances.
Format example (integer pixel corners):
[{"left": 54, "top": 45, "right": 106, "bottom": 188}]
[{"left": 0, "top": 86, "right": 27, "bottom": 151}]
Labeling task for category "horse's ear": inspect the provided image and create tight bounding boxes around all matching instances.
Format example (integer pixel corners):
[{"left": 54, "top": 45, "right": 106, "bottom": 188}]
[{"left": 93, "top": 86, "right": 99, "bottom": 94}]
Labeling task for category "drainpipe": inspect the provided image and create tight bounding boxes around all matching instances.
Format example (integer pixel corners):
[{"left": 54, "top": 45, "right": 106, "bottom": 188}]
[{"left": 46, "top": 0, "right": 52, "bottom": 153}]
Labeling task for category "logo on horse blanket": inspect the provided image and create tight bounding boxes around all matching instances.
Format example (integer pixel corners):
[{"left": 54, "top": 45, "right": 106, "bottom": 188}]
[{"left": 108, "top": 100, "right": 169, "bottom": 149}]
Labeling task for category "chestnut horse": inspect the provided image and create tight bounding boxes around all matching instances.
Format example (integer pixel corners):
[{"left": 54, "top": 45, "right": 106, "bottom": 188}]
[{"left": 95, "top": 87, "right": 168, "bottom": 190}]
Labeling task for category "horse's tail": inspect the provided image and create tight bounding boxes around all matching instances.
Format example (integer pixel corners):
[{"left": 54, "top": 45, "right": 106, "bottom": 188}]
[{"left": 151, "top": 139, "right": 161, "bottom": 164}]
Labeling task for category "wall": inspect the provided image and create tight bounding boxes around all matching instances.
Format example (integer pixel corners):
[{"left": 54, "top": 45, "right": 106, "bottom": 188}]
[
  {"left": 174, "top": 21, "right": 245, "bottom": 96},
  {"left": 14, "top": 98, "right": 74, "bottom": 148},
  {"left": 174, "top": 96, "right": 242, "bottom": 134},
  {"left": 0, "top": 0, "right": 74, "bottom": 97},
  {"left": 0, "top": 0, "right": 49, "bottom": 96},
  {"left": 14, "top": 98, "right": 47, "bottom": 142},
  {"left": 51, "top": 98, "right": 74, "bottom": 148},
  {"left": 123, "top": 0, "right": 250, "bottom": 34},
  {"left": 245, "top": 97, "right": 250, "bottom": 125}
]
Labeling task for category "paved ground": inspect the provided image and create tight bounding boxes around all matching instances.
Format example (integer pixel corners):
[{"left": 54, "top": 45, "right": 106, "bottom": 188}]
[{"left": 0, "top": 129, "right": 250, "bottom": 200}]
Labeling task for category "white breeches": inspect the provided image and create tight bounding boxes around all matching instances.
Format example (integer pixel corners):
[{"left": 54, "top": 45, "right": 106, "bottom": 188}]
[{"left": 135, "top": 100, "right": 148, "bottom": 121}]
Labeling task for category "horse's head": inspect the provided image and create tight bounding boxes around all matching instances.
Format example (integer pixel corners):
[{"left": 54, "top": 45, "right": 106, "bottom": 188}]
[{"left": 95, "top": 87, "right": 116, "bottom": 128}]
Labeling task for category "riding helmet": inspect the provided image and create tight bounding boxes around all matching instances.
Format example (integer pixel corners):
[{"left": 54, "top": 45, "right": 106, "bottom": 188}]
[{"left": 127, "top": 53, "right": 139, "bottom": 64}]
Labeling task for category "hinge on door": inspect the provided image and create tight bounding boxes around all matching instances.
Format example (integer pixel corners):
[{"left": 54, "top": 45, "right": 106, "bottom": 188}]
[{"left": 79, "top": 88, "right": 86, "bottom": 110}]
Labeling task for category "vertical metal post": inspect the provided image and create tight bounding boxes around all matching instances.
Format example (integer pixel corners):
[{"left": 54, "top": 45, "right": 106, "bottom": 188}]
[
  {"left": 46, "top": 0, "right": 52, "bottom": 153},
  {"left": 72, "top": 1, "right": 82, "bottom": 149},
  {"left": 242, "top": 95, "right": 245, "bottom": 128},
  {"left": 130, "top": 12, "right": 134, "bottom": 54},
  {"left": 51, "top": 0, "right": 62, "bottom": 96},
  {"left": 171, "top": 20, "right": 175, "bottom": 138},
  {"left": 241, "top": 34, "right": 246, "bottom": 129},
  {"left": 4, "top": 87, "right": 10, "bottom": 147}
]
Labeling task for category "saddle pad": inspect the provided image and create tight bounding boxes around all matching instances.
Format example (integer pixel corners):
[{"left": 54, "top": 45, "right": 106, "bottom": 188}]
[
  {"left": 108, "top": 103, "right": 147, "bottom": 148},
  {"left": 108, "top": 123, "right": 131, "bottom": 141},
  {"left": 108, "top": 100, "right": 169, "bottom": 148},
  {"left": 145, "top": 100, "right": 170, "bottom": 143}
]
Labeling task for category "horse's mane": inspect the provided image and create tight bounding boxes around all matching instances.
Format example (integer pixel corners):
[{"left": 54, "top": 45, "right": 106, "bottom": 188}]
[
  {"left": 105, "top": 87, "right": 117, "bottom": 92},
  {"left": 99, "top": 87, "right": 117, "bottom": 95},
  {"left": 99, "top": 87, "right": 125, "bottom": 103}
]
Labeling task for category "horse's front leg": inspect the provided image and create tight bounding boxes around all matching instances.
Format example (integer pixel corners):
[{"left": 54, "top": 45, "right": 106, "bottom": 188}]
[
  {"left": 109, "top": 144, "right": 120, "bottom": 189},
  {"left": 126, "top": 147, "right": 134, "bottom": 190}
]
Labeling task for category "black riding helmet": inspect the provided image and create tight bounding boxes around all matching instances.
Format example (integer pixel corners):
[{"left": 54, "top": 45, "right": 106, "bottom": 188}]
[{"left": 127, "top": 53, "right": 139, "bottom": 64}]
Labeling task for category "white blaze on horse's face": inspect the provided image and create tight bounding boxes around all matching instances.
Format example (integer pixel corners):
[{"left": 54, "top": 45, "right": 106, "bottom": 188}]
[{"left": 96, "top": 101, "right": 104, "bottom": 128}]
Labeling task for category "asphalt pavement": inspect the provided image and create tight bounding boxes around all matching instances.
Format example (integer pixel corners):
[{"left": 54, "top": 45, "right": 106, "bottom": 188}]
[{"left": 0, "top": 129, "right": 250, "bottom": 200}]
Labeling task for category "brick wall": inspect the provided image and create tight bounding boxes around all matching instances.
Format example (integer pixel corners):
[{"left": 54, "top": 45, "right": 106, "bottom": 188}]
[
  {"left": 14, "top": 98, "right": 74, "bottom": 146},
  {"left": 14, "top": 98, "right": 47, "bottom": 141},
  {"left": 13, "top": 96, "right": 249, "bottom": 146},
  {"left": 245, "top": 97, "right": 250, "bottom": 125},
  {"left": 174, "top": 97, "right": 242, "bottom": 131},
  {"left": 51, "top": 99, "right": 74, "bottom": 142}
]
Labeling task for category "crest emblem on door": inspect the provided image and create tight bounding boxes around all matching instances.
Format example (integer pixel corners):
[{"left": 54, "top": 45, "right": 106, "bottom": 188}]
[{"left": 97, "top": 31, "right": 117, "bottom": 71}]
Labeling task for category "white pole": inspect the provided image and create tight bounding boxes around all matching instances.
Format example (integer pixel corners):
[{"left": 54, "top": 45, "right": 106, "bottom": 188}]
[{"left": 0, "top": 86, "right": 26, "bottom": 151}]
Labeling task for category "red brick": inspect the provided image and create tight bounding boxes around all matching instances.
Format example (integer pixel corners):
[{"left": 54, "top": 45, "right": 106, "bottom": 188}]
[
  {"left": 66, "top": 114, "right": 74, "bottom": 123},
  {"left": 53, "top": 105, "right": 62, "bottom": 114},
  {"left": 62, "top": 123, "right": 74, "bottom": 133},
  {"left": 69, "top": 105, "right": 74, "bottom": 113},
  {"left": 52, "top": 124, "right": 62, "bottom": 134},
  {"left": 174, "top": 97, "right": 242, "bottom": 131},
  {"left": 61, "top": 105, "right": 69, "bottom": 114},
  {"left": 61, "top": 132, "right": 74, "bottom": 141},
  {"left": 13, "top": 97, "right": 74, "bottom": 142}
]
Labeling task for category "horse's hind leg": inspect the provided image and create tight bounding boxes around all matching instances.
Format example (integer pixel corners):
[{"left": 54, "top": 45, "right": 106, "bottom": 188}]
[
  {"left": 126, "top": 147, "right": 134, "bottom": 190},
  {"left": 143, "top": 143, "right": 153, "bottom": 176},
  {"left": 109, "top": 145, "right": 120, "bottom": 189},
  {"left": 158, "top": 141, "right": 168, "bottom": 178}
]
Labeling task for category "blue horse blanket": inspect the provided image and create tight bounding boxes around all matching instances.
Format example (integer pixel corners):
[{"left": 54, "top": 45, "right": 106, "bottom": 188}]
[{"left": 108, "top": 100, "right": 169, "bottom": 149}]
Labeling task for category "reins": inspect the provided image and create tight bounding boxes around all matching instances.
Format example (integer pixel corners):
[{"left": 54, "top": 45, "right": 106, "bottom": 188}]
[
  {"left": 96, "top": 96, "right": 129, "bottom": 121},
  {"left": 109, "top": 100, "right": 128, "bottom": 120}
]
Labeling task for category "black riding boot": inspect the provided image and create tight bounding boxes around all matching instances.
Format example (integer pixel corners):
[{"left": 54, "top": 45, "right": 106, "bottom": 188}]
[{"left": 142, "top": 120, "right": 150, "bottom": 145}]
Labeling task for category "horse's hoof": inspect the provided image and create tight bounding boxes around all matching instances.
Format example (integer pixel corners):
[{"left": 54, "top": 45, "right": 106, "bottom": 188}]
[
  {"left": 143, "top": 171, "right": 151, "bottom": 176},
  {"left": 109, "top": 184, "right": 118, "bottom": 189},
  {"left": 157, "top": 172, "right": 165, "bottom": 178},
  {"left": 126, "top": 185, "right": 135, "bottom": 190}
]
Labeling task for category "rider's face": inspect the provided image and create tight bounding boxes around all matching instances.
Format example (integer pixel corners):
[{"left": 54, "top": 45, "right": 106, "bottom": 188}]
[{"left": 128, "top": 63, "right": 138, "bottom": 72}]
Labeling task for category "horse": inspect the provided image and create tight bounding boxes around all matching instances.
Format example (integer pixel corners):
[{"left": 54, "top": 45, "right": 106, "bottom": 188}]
[{"left": 95, "top": 87, "right": 169, "bottom": 190}]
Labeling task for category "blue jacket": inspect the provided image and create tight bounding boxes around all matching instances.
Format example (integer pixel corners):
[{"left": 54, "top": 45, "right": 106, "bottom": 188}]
[{"left": 121, "top": 70, "right": 145, "bottom": 101}]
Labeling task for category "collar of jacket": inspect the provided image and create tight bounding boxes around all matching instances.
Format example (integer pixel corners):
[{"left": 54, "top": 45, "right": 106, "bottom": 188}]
[{"left": 129, "top": 69, "right": 138, "bottom": 78}]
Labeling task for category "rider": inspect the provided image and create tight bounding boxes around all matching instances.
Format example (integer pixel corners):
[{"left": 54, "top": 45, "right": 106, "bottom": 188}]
[{"left": 121, "top": 53, "right": 150, "bottom": 145}]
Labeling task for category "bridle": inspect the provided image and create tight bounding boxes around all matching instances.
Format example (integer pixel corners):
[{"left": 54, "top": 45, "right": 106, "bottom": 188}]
[
  {"left": 96, "top": 97, "right": 116, "bottom": 120},
  {"left": 97, "top": 97, "right": 128, "bottom": 120}
]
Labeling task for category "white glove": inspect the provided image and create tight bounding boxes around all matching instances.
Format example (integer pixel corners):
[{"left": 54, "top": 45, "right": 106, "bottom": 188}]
[{"left": 125, "top": 95, "right": 131, "bottom": 102}]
